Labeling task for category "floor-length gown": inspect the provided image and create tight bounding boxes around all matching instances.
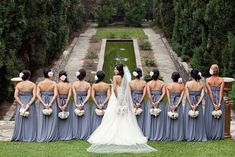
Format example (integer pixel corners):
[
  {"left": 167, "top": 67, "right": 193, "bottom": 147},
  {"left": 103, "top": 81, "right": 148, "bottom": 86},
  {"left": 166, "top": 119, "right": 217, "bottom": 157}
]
[
  {"left": 12, "top": 91, "right": 37, "bottom": 141},
  {"left": 58, "top": 94, "right": 73, "bottom": 140},
  {"left": 90, "top": 92, "right": 107, "bottom": 133},
  {"left": 87, "top": 67, "right": 156, "bottom": 153},
  {"left": 165, "top": 92, "right": 184, "bottom": 141},
  {"left": 205, "top": 86, "right": 224, "bottom": 139},
  {"left": 144, "top": 90, "right": 166, "bottom": 140},
  {"left": 131, "top": 90, "right": 145, "bottom": 132},
  {"left": 72, "top": 91, "right": 91, "bottom": 139},
  {"left": 37, "top": 91, "right": 58, "bottom": 142},
  {"left": 184, "top": 91, "right": 207, "bottom": 141}
]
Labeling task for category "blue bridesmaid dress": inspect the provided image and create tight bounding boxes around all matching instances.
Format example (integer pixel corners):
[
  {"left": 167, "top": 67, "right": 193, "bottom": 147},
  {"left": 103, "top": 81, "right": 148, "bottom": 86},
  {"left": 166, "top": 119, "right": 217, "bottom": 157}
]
[
  {"left": 37, "top": 91, "right": 58, "bottom": 142},
  {"left": 12, "top": 91, "right": 37, "bottom": 141},
  {"left": 184, "top": 91, "right": 207, "bottom": 141},
  {"left": 131, "top": 90, "right": 145, "bottom": 132},
  {"left": 90, "top": 91, "right": 107, "bottom": 133},
  {"left": 57, "top": 94, "right": 73, "bottom": 140},
  {"left": 165, "top": 92, "right": 184, "bottom": 141},
  {"left": 205, "top": 86, "right": 224, "bottom": 139},
  {"left": 72, "top": 91, "right": 91, "bottom": 139},
  {"left": 144, "top": 90, "right": 166, "bottom": 140}
]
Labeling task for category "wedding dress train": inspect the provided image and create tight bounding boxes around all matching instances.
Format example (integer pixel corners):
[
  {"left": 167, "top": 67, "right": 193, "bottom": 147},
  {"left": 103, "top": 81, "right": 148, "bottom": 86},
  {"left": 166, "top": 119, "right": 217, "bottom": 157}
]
[{"left": 87, "top": 67, "right": 156, "bottom": 153}]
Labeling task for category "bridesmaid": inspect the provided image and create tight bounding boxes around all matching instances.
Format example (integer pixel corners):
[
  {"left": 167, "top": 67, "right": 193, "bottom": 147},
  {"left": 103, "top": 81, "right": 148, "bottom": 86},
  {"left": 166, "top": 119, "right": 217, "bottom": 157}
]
[
  {"left": 129, "top": 68, "right": 146, "bottom": 132},
  {"left": 91, "top": 71, "right": 110, "bottom": 133},
  {"left": 165, "top": 72, "right": 184, "bottom": 141},
  {"left": 184, "top": 69, "right": 207, "bottom": 141},
  {"left": 57, "top": 71, "right": 73, "bottom": 140},
  {"left": 12, "top": 70, "right": 37, "bottom": 141},
  {"left": 205, "top": 64, "right": 224, "bottom": 139},
  {"left": 72, "top": 69, "right": 91, "bottom": 139},
  {"left": 145, "top": 69, "right": 166, "bottom": 140},
  {"left": 36, "top": 68, "right": 58, "bottom": 142}
]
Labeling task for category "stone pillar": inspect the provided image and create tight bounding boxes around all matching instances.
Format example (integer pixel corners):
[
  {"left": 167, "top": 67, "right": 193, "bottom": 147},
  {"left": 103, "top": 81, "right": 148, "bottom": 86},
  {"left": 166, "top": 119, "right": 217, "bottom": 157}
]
[{"left": 223, "top": 77, "right": 235, "bottom": 139}]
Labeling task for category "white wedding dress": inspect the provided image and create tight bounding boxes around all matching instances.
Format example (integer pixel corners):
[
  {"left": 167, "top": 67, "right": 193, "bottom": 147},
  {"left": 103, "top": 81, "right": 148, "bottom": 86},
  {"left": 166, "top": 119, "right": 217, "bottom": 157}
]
[{"left": 87, "top": 67, "right": 156, "bottom": 153}]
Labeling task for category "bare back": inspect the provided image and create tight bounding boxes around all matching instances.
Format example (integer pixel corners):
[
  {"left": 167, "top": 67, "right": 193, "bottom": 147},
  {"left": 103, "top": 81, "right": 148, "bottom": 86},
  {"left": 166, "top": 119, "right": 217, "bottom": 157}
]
[
  {"left": 92, "top": 82, "right": 110, "bottom": 92},
  {"left": 57, "top": 82, "right": 71, "bottom": 95},
  {"left": 129, "top": 79, "right": 146, "bottom": 91},
  {"left": 16, "top": 81, "right": 36, "bottom": 92},
  {"left": 186, "top": 80, "right": 204, "bottom": 92},
  {"left": 73, "top": 80, "right": 90, "bottom": 92},
  {"left": 37, "top": 79, "right": 56, "bottom": 92},
  {"left": 166, "top": 82, "right": 184, "bottom": 93},
  {"left": 206, "top": 76, "right": 223, "bottom": 87},
  {"left": 147, "top": 80, "right": 164, "bottom": 91}
]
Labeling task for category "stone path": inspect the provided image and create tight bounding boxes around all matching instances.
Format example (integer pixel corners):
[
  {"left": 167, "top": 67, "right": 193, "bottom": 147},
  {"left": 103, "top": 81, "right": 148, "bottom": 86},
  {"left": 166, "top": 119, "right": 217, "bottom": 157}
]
[
  {"left": 64, "top": 27, "right": 97, "bottom": 82},
  {"left": 143, "top": 28, "right": 177, "bottom": 83}
]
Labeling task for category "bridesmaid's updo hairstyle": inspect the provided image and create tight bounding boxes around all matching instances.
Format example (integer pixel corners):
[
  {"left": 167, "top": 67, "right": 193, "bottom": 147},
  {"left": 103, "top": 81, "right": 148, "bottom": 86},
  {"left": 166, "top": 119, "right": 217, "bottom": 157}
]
[
  {"left": 191, "top": 69, "right": 201, "bottom": 81},
  {"left": 133, "top": 68, "right": 142, "bottom": 79},
  {"left": 171, "top": 72, "right": 180, "bottom": 82},
  {"left": 43, "top": 68, "right": 52, "bottom": 78},
  {"left": 59, "top": 71, "right": 69, "bottom": 83},
  {"left": 20, "top": 70, "right": 31, "bottom": 81},
  {"left": 150, "top": 69, "right": 159, "bottom": 80},
  {"left": 95, "top": 71, "right": 105, "bottom": 83},
  {"left": 77, "top": 69, "right": 86, "bottom": 81},
  {"left": 115, "top": 64, "right": 124, "bottom": 77},
  {"left": 209, "top": 64, "right": 219, "bottom": 76}
]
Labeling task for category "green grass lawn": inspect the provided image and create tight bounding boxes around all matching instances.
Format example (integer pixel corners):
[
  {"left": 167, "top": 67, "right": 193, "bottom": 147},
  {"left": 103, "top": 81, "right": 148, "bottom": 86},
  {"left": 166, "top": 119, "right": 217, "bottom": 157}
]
[
  {"left": 94, "top": 27, "right": 147, "bottom": 39},
  {"left": 1, "top": 140, "right": 235, "bottom": 157}
]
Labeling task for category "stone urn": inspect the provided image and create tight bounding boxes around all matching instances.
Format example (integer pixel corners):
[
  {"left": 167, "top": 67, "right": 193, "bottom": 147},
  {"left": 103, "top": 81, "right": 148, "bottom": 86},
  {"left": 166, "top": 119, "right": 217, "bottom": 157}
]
[
  {"left": 10, "top": 77, "right": 22, "bottom": 105},
  {"left": 223, "top": 77, "right": 235, "bottom": 139}
]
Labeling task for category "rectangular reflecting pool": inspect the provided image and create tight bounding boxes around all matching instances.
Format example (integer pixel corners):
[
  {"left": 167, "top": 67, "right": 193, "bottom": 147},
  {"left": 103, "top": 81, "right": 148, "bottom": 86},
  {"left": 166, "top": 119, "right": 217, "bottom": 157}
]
[{"left": 103, "top": 40, "right": 136, "bottom": 83}]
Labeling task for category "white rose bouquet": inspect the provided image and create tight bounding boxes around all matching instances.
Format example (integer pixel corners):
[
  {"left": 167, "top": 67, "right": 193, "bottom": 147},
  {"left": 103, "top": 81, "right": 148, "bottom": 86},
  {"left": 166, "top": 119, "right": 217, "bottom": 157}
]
[
  {"left": 58, "top": 111, "right": 69, "bottom": 119},
  {"left": 167, "top": 111, "right": 178, "bottom": 119},
  {"left": 134, "top": 108, "right": 143, "bottom": 116},
  {"left": 74, "top": 108, "right": 85, "bottom": 116},
  {"left": 42, "top": 108, "right": 53, "bottom": 116},
  {"left": 19, "top": 108, "right": 29, "bottom": 117},
  {"left": 212, "top": 110, "right": 222, "bottom": 119},
  {"left": 95, "top": 108, "right": 105, "bottom": 116},
  {"left": 188, "top": 110, "right": 199, "bottom": 118},
  {"left": 149, "top": 107, "right": 161, "bottom": 117}
]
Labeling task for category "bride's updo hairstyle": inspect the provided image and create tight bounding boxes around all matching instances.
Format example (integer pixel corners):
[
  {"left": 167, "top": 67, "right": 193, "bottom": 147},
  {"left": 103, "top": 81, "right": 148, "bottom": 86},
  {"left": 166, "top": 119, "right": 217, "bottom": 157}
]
[
  {"left": 77, "top": 69, "right": 86, "bottom": 81},
  {"left": 95, "top": 71, "right": 105, "bottom": 83},
  {"left": 191, "top": 69, "right": 201, "bottom": 81},
  {"left": 133, "top": 68, "right": 142, "bottom": 79},
  {"left": 171, "top": 72, "right": 180, "bottom": 82},
  {"left": 115, "top": 64, "right": 124, "bottom": 77},
  {"left": 150, "top": 69, "right": 159, "bottom": 80},
  {"left": 20, "top": 70, "right": 31, "bottom": 81}
]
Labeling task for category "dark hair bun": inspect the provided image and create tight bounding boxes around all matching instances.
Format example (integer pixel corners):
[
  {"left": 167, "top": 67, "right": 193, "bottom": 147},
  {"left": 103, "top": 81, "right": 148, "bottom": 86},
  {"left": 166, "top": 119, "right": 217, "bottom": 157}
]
[
  {"left": 20, "top": 70, "right": 31, "bottom": 81},
  {"left": 191, "top": 69, "right": 201, "bottom": 81},
  {"left": 95, "top": 71, "right": 105, "bottom": 83}
]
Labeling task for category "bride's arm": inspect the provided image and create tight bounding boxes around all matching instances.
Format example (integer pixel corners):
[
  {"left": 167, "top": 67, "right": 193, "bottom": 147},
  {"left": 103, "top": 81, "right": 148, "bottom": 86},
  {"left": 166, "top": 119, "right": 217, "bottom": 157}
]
[{"left": 112, "top": 76, "right": 118, "bottom": 97}]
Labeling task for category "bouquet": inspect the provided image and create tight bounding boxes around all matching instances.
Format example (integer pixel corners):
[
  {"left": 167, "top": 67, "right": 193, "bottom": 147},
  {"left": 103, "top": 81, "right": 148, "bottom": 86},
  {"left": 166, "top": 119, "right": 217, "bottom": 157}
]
[
  {"left": 212, "top": 110, "right": 222, "bottom": 119},
  {"left": 74, "top": 108, "right": 85, "bottom": 116},
  {"left": 42, "top": 108, "right": 53, "bottom": 116},
  {"left": 117, "top": 105, "right": 128, "bottom": 115},
  {"left": 149, "top": 107, "right": 161, "bottom": 117},
  {"left": 167, "top": 111, "right": 178, "bottom": 119},
  {"left": 188, "top": 110, "right": 199, "bottom": 118},
  {"left": 58, "top": 111, "right": 69, "bottom": 119},
  {"left": 95, "top": 108, "right": 105, "bottom": 116},
  {"left": 134, "top": 108, "right": 143, "bottom": 116},
  {"left": 19, "top": 108, "right": 29, "bottom": 117}
]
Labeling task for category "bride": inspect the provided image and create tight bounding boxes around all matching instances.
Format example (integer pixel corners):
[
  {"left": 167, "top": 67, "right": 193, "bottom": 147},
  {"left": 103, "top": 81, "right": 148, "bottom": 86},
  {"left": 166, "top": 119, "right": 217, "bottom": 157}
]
[{"left": 87, "top": 64, "right": 156, "bottom": 153}]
